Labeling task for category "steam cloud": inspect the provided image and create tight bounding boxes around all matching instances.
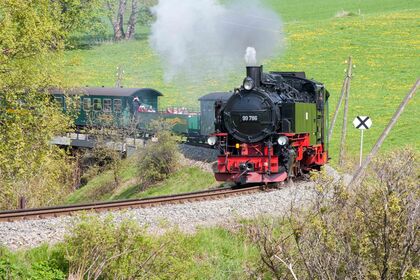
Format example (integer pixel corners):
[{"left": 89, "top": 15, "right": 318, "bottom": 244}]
[{"left": 150, "top": 0, "right": 283, "bottom": 81}]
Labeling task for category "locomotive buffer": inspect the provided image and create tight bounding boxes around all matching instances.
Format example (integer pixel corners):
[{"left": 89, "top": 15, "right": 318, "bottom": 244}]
[{"left": 353, "top": 116, "right": 372, "bottom": 166}]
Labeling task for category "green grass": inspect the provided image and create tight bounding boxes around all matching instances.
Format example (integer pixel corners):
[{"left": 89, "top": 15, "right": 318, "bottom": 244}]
[
  {"left": 65, "top": 156, "right": 138, "bottom": 204},
  {"left": 114, "top": 166, "right": 217, "bottom": 200},
  {"left": 65, "top": 155, "right": 217, "bottom": 204},
  {"left": 263, "top": 0, "right": 419, "bottom": 22},
  {"left": 180, "top": 227, "right": 259, "bottom": 278},
  {"left": 0, "top": 226, "right": 259, "bottom": 279},
  {"left": 61, "top": 1, "right": 420, "bottom": 162}
]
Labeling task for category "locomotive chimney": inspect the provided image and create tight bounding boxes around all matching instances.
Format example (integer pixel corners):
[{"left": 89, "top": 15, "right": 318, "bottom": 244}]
[{"left": 246, "top": 65, "right": 263, "bottom": 87}]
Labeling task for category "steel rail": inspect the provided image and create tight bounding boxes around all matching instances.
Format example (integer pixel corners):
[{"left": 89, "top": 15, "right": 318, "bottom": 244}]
[{"left": 0, "top": 186, "right": 264, "bottom": 222}]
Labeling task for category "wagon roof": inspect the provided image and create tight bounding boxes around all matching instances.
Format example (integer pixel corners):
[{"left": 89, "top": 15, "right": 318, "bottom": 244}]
[
  {"left": 51, "top": 87, "right": 163, "bottom": 97},
  {"left": 199, "top": 92, "right": 233, "bottom": 101}
]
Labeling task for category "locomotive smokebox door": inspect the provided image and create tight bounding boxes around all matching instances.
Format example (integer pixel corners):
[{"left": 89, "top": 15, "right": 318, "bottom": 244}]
[{"left": 223, "top": 90, "right": 280, "bottom": 143}]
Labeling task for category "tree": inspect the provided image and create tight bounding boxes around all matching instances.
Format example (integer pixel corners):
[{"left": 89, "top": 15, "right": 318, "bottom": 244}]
[
  {"left": 54, "top": 0, "right": 107, "bottom": 46},
  {"left": 0, "top": 0, "right": 100, "bottom": 209},
  {"left": 104, "top": 0, "right": 156, "bottom": 41}
]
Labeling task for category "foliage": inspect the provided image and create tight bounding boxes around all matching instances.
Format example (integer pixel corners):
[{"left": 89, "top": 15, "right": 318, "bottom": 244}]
[
  {"left": 1, "top": 219, "right": 261, "bottom": 279},
  {"left": 137, "top": 4, "right": 155, "bottom": 26},
  {"left": 56, "top": 0, "right": 107, "bottom": 47},
  {"left": 0, "top": 0, "right": 108, "bottom": 209},
  {"left": 62, "top": 216, "right": 259, "bottom": 279},
  {"left": 0, "top": 0, "right": 79, "bottom": 209},
  {"left": 137, "top": 129, "right": 181, "bottom": 188},
  {"left": 85, "top": 126, "right": 125, "bottom": 185},
  {"left": 65, "top": 215, "right": 160, "bottom": 279},
  {"left": 0, "top": 245, "right": 66, "bottom": 280},
  {"left": 246, "top": 148, "right": 419, "bottom": 279}
]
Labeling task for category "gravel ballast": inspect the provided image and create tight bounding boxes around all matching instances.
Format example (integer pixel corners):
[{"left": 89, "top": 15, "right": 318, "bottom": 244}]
[{"left": 0, "top": 181, "right": 316, "bottom": 250}]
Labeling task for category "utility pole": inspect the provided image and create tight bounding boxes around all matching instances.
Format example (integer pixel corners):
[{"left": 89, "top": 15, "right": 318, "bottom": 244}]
[
  {"left": 338, "top": 57, "right": 353, "bottom": 167},
  {"left": 350, "top": 78, "right": 419, "bottom": 186},
  {"left": 328, "top": 69, "right": 348, "bottom": 140},
  {"left": 115, "top": 65, "right": 124, "bottom": 88}
]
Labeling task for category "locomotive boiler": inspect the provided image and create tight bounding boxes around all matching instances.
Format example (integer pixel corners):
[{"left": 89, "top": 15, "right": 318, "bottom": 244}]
[{"left": 208, "top": 65, "right": 329, "bottom": 184}]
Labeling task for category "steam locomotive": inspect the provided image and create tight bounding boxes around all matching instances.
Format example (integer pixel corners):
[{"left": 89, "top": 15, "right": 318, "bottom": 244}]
[{"left": 208, "top": 65, "right": 329, "bottom": 184}]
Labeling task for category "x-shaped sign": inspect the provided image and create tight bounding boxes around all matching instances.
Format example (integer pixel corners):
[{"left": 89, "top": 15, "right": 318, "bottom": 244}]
[{"left": 353, "top": 116, "right": 372, "bottom": 130}]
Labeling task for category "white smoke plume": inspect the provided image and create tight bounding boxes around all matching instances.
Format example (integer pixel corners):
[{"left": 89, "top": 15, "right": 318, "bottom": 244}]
[
  {"left": 150, "top": 0, "right": 283, "bottom": 82},
  {"left": 244, "top": 47, "right": 257, "bottom": 66}
]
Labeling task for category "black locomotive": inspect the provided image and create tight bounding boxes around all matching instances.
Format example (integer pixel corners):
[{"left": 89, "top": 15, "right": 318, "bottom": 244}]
[{"left": 210, "top": 65, "right": 329, "bottom": 184}]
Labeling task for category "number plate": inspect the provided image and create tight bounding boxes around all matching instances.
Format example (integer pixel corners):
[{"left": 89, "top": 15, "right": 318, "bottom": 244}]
[{"left": 240, "top": 115, "right": 258, "bottom": 122}]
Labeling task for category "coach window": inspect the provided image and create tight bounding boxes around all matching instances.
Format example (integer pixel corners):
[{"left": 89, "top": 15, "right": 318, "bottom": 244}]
[
  {"left": 113, "top": 99, "right": 122, "bottom": 112},
  {"left": 83, "top": 98, "right": 91, "bottom": 111},
  {"left": 54, "top": 96, "right": 63, "bottom": 106},
  {"left": 93, "top": 98, "right": 102, "bottom": 111},
  {"left": 103, "top": 99, "right": 112, "bottom": 112}
]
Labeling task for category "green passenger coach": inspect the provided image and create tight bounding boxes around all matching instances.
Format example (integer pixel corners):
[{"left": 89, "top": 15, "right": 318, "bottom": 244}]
[{"left": 51, "top": 87, "right": 163, "bottom": 127}]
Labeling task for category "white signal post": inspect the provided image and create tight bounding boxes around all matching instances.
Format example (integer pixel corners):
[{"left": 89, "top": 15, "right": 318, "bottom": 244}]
[{"left": 353, "top": 116, "right": 372, "bottom": 166}]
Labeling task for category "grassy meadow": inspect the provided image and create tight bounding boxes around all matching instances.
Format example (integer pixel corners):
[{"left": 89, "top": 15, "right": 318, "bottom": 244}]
[{"left": 61, "top": 1, "right": 420, "bottom": 164}]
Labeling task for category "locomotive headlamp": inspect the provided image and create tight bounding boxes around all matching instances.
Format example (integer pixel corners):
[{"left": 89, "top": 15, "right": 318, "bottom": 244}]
[
  {"left": 277, "top": 136, "right": 289, "bottom": 146},
  {"left": 243, "top": 77, "right": 254, "bottom": 90},
  {"left": 207, "top": 136, "right": 217, "bottom": 146}
]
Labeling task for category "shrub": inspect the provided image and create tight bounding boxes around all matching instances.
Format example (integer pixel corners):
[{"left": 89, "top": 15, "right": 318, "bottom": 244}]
[
  {"left": 65, "top": 215, "right": 159, "bottom": 279},
  {"left": 64, "top": 216, "right": 259, "bottom": 279},
  {"left": 64, "top": 215, "right": 202, "bottom": 279},
  {"left": 0, "top": 246, "right": 66, "bottom": 280},
  {"left": 247, "top": 149, "right": 419, "bottom": 279},
  {"left": 137, "top": 130, "right": 181, "bottom": 188}
]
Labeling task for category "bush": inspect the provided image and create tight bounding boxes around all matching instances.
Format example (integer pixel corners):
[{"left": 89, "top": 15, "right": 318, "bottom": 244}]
[
  {"left": 137, "top": 130, "right": 181, "bottom": 188},
  {"left": 64, "top": 215, "right": 259, "bottom": 279},
  {"left": 247, "top": 149, "right": 419, "bottom": 279},
  {"left": 64, "top": 215, "right": 204, "bottom": 279},
  {"left": 0, "top": 246, "right": 66, "bottom": 280},
  {"left": 65, "top": 215, "right": 157, "bottom": 279}
]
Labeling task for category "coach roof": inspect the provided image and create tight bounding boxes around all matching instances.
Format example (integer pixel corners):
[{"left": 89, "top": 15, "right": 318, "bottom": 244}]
[{"left": 51, "top": 87, "right": 163, "bottom": 97}]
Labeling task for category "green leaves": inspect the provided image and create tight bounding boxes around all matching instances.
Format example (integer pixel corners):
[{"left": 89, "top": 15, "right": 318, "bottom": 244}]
[
  {"left": 0, "top": 0, "right": 88, "bottom": 209},
  {"left": 137, "top": 129, "right": 181, "bottom": 187}
]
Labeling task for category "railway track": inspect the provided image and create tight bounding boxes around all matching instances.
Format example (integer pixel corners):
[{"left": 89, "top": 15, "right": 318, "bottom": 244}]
[{"left": 0, "top": 186, "right": 266, "bottom": 223}]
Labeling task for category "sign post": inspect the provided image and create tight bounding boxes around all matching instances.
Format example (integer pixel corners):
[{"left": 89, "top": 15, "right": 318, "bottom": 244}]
[
  {"left": 359, "top": 129, "right": 364, "bottom": 167},
  {"left": 353, "top": 116, "right": 372, "bottom": 166}
]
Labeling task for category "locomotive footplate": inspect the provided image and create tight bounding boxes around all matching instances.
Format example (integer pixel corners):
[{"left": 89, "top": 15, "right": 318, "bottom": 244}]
[
  {"left": 215, "top": 155, "right": 287, "bottom": 183},
  {"left": 215, "top": 170, "right": 288, "bottom": 184}
]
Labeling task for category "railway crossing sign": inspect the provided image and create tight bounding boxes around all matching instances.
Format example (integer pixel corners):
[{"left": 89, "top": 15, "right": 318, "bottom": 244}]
[
  {"left": 353, "top": 116, "right": 372, "bottom": 166},
  {"left": 353, "top": 116, "right": 372, "bottom": 130}
]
